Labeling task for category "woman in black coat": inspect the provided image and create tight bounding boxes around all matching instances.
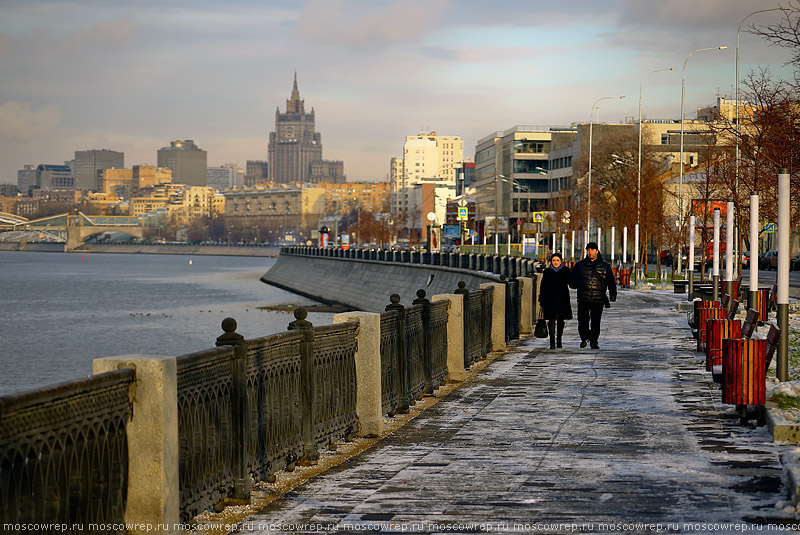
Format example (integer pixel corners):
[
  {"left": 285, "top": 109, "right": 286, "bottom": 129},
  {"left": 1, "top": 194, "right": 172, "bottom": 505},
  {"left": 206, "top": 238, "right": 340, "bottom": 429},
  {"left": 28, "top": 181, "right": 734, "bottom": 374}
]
[{"left": 538, "top": 253, "right": 573, "bottom": 349}]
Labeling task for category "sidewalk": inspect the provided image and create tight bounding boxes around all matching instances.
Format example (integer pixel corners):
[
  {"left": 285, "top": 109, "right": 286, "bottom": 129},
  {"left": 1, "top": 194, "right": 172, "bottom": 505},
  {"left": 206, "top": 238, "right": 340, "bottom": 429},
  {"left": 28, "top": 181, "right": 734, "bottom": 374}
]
[{"left": 232, "top": 290, "right": 799, "bottom": 534}]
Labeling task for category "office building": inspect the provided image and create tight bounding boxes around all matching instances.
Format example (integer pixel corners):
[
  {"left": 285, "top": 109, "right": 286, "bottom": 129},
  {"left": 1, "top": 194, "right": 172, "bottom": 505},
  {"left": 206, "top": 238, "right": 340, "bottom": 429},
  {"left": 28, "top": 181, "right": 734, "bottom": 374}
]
[
  {"left": 74, "top": 149, "right": 124, "bottom": 191},
  {"left": 157, "top": 140, "right": 208, "bottom": 186}
]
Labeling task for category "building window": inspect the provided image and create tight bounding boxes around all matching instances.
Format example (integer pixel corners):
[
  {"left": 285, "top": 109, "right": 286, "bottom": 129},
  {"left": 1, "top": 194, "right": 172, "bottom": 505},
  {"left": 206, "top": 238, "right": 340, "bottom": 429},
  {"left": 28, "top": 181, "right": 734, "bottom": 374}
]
[
  {"left": 514, "top": 140, "right": 550, "bottom": 154},
  {"left": 513, "top": 160, "right": 549, "bottom": 174}
]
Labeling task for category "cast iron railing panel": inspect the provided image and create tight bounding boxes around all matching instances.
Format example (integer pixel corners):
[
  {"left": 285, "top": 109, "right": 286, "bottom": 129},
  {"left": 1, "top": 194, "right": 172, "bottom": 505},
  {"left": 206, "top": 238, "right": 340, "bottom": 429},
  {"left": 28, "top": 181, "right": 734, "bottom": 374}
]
[
  {"left": 311, "top": 323, "right": 359, "bottom": 446},
  {"left": 466, "top": 291, "right": 484, "bottom": 367},
  {"left": 0, "top": 369, "right": 134, "bottom": 535},
  {"left": 176, "top": 346, "right": 235, "bottom": 522},
  {"left": 430, "top": 300, "right": 449, "bottom": 387},
  {"left": 244, "top": 331, "right": 304, "bottom": 482},
  {"left": 484, "top": 287, "right": 494, "bottom": 355},
  {"left": 379, "top": 311, "right": 401, "bottom": 415},
  {"left": 405, "top": 305, "right": 426, "bottom": 402}
]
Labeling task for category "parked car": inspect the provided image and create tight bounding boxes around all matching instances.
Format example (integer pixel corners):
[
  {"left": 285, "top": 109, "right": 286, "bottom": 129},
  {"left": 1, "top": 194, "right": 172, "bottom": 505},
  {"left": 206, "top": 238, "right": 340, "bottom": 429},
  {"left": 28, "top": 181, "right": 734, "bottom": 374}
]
[
  {"left": 741, "top": 251, "right": 750, "bottom": 269},
  {"left": 759, "top": 250, "right": 778, "bottom": 270},
  {"left": 791, "top": 252, "right": 800, "bottom": 270}
]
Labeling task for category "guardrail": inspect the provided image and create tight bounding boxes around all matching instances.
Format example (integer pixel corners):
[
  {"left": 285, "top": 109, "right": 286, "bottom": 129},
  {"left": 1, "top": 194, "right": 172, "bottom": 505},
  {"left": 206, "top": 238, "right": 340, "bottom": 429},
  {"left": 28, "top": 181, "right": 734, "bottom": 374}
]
[{"left": 279, "top": 245, "right": 542, "bottom": 280}]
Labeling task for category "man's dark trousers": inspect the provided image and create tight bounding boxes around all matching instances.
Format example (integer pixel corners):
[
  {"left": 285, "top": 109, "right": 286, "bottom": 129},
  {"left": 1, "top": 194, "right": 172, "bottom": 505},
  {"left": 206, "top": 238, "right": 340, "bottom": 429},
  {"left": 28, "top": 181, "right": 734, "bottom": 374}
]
[{"left": 577, "top": 300, "right": 604, "bottom": 344}]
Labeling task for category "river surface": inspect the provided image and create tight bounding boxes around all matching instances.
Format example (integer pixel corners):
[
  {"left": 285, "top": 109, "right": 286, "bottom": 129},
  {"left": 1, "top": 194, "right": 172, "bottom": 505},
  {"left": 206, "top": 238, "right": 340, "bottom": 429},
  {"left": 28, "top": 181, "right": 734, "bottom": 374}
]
[{"left": 0, "top": 251, "right": 333, "bottom": 396}]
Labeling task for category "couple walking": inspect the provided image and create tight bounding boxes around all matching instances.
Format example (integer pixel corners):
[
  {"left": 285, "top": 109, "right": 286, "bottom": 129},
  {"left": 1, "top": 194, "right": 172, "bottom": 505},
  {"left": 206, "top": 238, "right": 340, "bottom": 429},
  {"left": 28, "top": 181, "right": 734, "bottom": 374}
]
[{"left": 538, "top": 242, "right": 617, "bottom": 349}]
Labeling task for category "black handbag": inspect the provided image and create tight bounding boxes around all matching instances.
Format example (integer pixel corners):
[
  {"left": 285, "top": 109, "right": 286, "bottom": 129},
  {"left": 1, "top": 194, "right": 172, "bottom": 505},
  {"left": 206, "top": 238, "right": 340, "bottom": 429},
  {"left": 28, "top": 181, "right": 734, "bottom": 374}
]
[{"left": 534, "top": 318, "right": 548, "bottom": 338}]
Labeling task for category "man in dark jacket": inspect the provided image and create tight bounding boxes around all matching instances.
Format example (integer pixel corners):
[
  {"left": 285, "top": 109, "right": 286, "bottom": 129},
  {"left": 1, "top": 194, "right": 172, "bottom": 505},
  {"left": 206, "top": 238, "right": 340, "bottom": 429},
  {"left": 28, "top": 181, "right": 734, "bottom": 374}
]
[{"left": 569, "top": 242, "right": 617, "bottom": 349}]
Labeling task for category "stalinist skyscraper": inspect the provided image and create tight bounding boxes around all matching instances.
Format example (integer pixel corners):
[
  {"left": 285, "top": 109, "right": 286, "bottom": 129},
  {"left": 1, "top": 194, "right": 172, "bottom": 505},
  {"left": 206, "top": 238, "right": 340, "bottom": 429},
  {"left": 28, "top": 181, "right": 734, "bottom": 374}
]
[{"left": 267, "top": 74, "right": 345, "bottom": 184}]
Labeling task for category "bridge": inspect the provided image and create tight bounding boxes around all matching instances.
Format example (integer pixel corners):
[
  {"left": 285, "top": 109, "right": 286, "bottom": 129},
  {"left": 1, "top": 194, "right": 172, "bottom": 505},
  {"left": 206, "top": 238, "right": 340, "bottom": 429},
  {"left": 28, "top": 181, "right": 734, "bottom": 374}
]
[{"left": 0, "top": 211, "right": 147, "bottom": 251}]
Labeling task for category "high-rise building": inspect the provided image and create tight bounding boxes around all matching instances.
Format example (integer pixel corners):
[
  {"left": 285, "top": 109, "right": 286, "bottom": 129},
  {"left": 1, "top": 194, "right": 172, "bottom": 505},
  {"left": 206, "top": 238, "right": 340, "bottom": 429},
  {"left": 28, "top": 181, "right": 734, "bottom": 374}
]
[
  {"left": 268, "top": 74, "right": 345, "bottom": 184},
  {"left": 74, "top": 149, "right": 124, "bottom": 191},
  {"left": 391, "top": 132, "right": 463, "bottom": 236},
  {"left": 17, "top": 165, "right": 36, "bottom": 196},
  {"left": 157, "top": 140, "right": 208, "bottom": 186}
]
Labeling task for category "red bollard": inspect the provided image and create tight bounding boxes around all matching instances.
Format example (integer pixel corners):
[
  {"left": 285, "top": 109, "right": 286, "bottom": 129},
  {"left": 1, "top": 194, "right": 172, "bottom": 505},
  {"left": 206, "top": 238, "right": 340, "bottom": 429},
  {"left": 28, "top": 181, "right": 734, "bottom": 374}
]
[
  {"left": 692, "top": 300, "right": 722, "bottom": 330},
  {"left": 619, "top": 269, "right": 631, "bottom": 287},
  {"left": 722, "top": 338, "right": 767, "bottom": 406},
  {"left": 697, "top": 307, "right": 726, "bottom": 352},
  {"left": 754, "top": 288, "right": 769, "bottom": 325},
  {"left": 705, "top": 319, "right": 742, "bottom": 371}
]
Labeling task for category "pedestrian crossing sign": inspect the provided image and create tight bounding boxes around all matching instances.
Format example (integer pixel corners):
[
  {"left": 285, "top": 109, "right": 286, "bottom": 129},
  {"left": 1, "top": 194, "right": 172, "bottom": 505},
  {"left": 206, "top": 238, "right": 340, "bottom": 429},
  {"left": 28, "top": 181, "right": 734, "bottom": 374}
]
[
  {"left": 764, "top": 223, "right": 775, "bottom": 233},
  {"left": 532, "top": 212, "right": 544, "bottom": 223},
  {"left": 458, "top": 207, "right": 468, "bottom": 220}
]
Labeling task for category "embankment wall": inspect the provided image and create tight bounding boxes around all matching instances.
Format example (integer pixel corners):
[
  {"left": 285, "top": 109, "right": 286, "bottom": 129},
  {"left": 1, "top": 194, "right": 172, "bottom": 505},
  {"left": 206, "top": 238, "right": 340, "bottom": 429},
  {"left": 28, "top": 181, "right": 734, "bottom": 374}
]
[{"left": 261, "top": 253, "right": 500, "bottom": 312}]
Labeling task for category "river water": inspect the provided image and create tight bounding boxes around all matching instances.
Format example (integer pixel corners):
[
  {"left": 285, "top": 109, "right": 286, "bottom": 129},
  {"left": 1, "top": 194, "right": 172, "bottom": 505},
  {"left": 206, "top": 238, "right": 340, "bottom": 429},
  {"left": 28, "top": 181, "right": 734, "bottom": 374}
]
[{"left": 0, "top": 251, "right": 333, "bottom": 396}]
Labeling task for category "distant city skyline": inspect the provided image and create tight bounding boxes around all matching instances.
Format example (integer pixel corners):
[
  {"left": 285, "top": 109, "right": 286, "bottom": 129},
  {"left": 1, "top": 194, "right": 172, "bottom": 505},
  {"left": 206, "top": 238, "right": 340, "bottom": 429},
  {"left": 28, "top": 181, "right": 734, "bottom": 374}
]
[{"left": 0, "top": 0, "right": 794, "bottom": 184}]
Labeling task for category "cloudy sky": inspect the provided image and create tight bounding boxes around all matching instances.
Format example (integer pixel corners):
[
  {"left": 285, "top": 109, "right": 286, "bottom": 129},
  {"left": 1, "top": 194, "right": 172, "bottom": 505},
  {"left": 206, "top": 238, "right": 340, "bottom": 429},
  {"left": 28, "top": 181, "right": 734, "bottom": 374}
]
[{"left": 0, "top": 0, "right": 795, "bottom": 183}]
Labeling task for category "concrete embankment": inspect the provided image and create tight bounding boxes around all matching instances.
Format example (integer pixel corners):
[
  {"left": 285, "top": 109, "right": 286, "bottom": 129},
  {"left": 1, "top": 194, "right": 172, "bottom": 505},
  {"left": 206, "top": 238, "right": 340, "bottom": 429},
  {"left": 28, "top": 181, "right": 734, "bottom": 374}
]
[
  {"left": 260, "top": 253, "right": 500, "bottom": 312},
  {"left": 0, "top": 242, "right": 279, "bottom": 257}
]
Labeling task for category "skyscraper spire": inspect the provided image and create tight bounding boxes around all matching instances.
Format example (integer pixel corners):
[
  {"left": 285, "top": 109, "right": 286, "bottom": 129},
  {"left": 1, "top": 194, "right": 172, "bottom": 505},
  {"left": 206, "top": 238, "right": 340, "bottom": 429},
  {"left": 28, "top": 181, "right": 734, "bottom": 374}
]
[{"left": 287, "top": 71, "right": 303, "bottom": 113}]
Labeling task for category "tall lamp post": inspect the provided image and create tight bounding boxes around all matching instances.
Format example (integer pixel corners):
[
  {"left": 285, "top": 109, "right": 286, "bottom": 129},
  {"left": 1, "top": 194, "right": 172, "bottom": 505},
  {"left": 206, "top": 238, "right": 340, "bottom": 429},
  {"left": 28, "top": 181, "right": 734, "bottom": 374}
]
[
  {"left": 587, "top": 95, "right": 625, "bottom": 237},
  {"left": 638, "top": 67, "right": 675, "bottom": 233},
  {"left": 678, "top": 46, "right": 727, "bottom": 275},
  {"left": 494, "top": 174, "right": 506, "bottom": 254}
]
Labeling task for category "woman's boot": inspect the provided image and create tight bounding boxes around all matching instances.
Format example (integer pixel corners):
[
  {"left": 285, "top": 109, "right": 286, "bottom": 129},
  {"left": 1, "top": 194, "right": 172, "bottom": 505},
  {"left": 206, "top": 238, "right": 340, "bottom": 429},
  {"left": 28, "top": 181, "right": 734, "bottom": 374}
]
[
  {"left": 548, "top": 320, "right": 556, "bottom": 349},
  {"left": 556, "top": 320, "right": 564, "bottom": 348}
]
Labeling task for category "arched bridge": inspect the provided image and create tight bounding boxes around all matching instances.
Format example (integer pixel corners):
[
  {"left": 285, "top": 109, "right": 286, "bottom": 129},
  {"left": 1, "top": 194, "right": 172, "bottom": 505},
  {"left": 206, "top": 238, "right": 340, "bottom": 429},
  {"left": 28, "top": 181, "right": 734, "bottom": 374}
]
[{"left": 0, "top": 212, "right": 146, "bottom": 251}]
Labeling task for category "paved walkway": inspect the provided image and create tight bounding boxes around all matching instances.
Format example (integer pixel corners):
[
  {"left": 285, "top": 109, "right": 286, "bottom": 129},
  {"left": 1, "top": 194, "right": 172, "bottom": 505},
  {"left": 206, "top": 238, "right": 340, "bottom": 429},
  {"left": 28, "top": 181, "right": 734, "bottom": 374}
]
[{"left": 235, "top": 290, "right": 799, "bottom": 534}]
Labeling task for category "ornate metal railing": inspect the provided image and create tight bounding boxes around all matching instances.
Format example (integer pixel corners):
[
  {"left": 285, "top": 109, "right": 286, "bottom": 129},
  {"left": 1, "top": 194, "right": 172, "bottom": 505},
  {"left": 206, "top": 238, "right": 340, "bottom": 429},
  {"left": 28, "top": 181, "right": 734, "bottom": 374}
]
[
  {"left": 466, "top": 290, "right": 485, "bottom": 367},
  {"left": 0, "top": 369, "right": 134, "bottom": 534},
  {"left": 176, "top": 346, "right": 236, "bottom": 522},
  {"left": 505, "top": 277, "right": 521, "bottom": 342},
  {"left": 430, "top": 300, "right": 449, "bottom": 387},
  {"left": 244, "top": 331, "right": 303, "bottom": 482},
  {"left": 280, "top": 245, "right": 541, "bottom": 279},
  {"left": 404, "top": 305, "right": 427, "bottom": 403},
  {"left": 379, "top": 310, "right": 402, "bottom": 415},
  {"left": 311, "top": 323, "right": 359, "bottom": 447},
  {"left": 484, "top": 287, "right": 494, "bottom": 355}
]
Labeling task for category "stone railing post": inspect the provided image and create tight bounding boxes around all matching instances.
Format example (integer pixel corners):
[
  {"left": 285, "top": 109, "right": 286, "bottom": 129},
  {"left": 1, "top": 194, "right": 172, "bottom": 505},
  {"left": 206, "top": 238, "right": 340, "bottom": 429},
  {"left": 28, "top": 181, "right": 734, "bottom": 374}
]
[
  {"left": 518, "top": 276, "right": 534, "bottom": 334},
  {"left": 432, "top": 292, "right": 466, "bottom": 381},
  {"left": 93, "top": 355, "right": 180, "bottom": 535},
  {"left": 215, "top": 318, "right": 251, "bottom": 500},
  {"left": 386, "top": 294, "right": 410, "bottom": 412},
  {"left": 333, "top": 311, "right": 384, "bottom": 437},
  {"left": 412, "top": 289, "right": 434, "bottom": 395},
  {"left": 287, "top": 308, "right": 319, "bottom": 462},
  {"left": 480, "top": 282, "right": 506, "bottom": 351}
]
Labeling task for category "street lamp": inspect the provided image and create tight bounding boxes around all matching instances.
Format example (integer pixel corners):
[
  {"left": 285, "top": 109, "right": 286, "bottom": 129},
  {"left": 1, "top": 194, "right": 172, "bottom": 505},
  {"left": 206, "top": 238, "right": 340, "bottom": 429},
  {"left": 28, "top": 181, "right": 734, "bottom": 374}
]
[
  {"left": 678, "top": 45, "right": 727, "bottom": 274},
  {"left": 638, "top": 67, "right": 675, "bottom": 229},
  {"left": 494, "top": 174, "right": 506, "bottom": 254},
  {"left": 587, "top": 95, "right": 625, "bottom": 236}
]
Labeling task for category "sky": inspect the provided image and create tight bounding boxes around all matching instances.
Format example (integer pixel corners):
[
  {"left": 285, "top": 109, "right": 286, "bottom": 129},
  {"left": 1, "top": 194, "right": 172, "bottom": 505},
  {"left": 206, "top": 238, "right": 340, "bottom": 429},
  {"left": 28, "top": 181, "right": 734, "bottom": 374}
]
[{"left": 0, "top": 0, "right": 796, "bottom": 184}]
